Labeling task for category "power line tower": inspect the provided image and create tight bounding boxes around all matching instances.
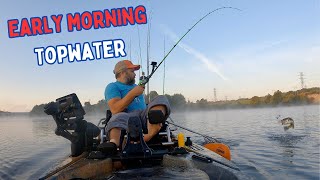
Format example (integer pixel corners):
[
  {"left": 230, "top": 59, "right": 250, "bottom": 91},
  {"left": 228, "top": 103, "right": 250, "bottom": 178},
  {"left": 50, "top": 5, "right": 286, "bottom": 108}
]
[
  {"left": 213, "top": 88, "right": 217, "bottom": 102},
  {"left": 299, "top": 72, "right": 306, "bottom": 89}
]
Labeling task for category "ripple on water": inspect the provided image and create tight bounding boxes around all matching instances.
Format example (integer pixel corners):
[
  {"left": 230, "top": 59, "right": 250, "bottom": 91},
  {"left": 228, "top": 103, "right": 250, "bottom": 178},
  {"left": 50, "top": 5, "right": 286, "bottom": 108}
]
[
  {"left": 267, "top": 134, "right": 306, "bottom": 147},
  {"left": 0, "top": 143, "right": 69, "bottom": 180},
  {"left": 1, "top": 106, "right": 319, "bottom": 179}
]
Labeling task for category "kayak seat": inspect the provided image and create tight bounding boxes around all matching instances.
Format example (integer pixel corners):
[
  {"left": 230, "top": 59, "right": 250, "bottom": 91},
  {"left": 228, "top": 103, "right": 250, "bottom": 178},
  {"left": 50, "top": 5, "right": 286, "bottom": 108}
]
[
  {"left": 97, "top": 110, "right": 175, "bottom": 153},
  {"left": 121, "top": 116, "right": 152, "bottom": 158},
  {"left": 97, "top": 110, "right": 113, "bottom": 144}
]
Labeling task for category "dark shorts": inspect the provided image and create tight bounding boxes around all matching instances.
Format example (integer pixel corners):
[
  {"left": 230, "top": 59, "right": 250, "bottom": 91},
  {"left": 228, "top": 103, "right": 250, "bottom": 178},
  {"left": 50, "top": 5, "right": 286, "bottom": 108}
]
[{"left": 105, "top": 95, "right": 171, "bottom": 138}]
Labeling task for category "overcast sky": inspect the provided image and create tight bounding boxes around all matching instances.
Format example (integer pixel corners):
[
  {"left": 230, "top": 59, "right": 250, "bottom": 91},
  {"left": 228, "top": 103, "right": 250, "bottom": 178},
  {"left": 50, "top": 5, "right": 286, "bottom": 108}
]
[{"left": 1, "top": 0, "right": 319, "bottom": 112}]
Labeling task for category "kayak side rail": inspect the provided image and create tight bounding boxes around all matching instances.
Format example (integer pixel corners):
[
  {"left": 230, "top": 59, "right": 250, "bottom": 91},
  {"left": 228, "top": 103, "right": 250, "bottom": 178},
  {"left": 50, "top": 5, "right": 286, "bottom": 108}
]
[{"left": 39, "top": 152, "right": 88, "bottom": 180}]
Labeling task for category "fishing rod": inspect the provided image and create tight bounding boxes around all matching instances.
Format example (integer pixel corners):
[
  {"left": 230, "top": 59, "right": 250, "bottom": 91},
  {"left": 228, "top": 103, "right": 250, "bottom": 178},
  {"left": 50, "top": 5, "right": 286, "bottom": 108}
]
[
  {"left": 167, "top": 118, "right": 219, "bottom": 143},
  {"left": 167, "top": 118, "right": 232, "bottom": 160},
  {"left": 139, "top": 6, "right": 241, "bottom": 86}
]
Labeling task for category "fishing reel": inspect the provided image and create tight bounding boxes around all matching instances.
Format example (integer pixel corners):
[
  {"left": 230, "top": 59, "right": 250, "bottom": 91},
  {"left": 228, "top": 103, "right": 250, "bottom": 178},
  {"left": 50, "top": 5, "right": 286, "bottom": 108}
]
[
  {"left": 150, "top": 61, "right": 157, "bottom": 72},
  {"left": 138, "top": 61, "right": 158, "bottom": 86},
  {"left": 44, "top": 93, "right": 100, "bottom": 156}
]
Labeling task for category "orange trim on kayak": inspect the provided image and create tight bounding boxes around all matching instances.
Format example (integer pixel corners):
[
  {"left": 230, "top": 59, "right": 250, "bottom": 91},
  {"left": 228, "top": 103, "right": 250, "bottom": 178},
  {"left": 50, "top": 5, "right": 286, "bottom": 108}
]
[{"left": 203, "top": 143, "right": 231, "bottom": 161}]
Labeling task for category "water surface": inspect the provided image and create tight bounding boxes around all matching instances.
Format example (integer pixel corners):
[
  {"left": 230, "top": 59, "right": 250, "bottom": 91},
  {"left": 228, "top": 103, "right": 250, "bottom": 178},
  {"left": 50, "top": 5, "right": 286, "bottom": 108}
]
[{"left": 0, "top": 105, "right": 319, "bottom": 179}]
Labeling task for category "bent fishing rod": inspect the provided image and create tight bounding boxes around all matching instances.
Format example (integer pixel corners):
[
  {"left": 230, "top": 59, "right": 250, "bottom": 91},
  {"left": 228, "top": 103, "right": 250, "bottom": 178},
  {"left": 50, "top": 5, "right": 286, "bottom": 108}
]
[{"left": 139, "top": 7, "right": 241, "bottom": 86}]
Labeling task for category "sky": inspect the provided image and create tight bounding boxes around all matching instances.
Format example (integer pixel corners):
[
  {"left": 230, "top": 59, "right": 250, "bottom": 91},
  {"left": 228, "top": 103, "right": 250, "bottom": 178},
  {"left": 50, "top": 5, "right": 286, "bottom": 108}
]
[{"left": 0, "top": 0, "right": 319, "bottom": 112}]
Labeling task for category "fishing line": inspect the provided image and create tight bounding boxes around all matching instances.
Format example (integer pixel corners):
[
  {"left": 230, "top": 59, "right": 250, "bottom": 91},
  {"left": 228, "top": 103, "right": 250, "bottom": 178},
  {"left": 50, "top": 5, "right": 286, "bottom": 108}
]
[
  {"left": 139, "top": 6, "right": 241, "bottom": 86},
  {"left": 137, "top": 25, "right": 143, "bottom": 77},
  {"left": 167, "top": 117, "right": 219, "bottom": 143},
  {"left": 163, "top": 36, "right": 166, "bottom": 95}
]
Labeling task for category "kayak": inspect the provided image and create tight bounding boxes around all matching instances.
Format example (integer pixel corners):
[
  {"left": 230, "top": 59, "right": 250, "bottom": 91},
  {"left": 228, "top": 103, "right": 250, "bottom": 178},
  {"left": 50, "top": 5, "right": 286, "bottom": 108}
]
[
  {"left": 40, "top": 138, "right": 248, "bottom": 180},
  {"left": 41, "top": 93, "right": 250, "bottom": 180}
]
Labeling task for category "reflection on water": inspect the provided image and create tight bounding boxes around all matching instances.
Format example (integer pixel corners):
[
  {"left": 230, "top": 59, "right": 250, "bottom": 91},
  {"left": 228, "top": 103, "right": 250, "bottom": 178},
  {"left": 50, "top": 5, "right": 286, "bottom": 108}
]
[
  {"left": 0, "top": 105, "right": 319, "bottom": 179},
  {"left": 0, "top": 115, "right": 70, "bottom": 180},
  {"left": 31, "top": 116, "right": 57, "bottom": 137}
]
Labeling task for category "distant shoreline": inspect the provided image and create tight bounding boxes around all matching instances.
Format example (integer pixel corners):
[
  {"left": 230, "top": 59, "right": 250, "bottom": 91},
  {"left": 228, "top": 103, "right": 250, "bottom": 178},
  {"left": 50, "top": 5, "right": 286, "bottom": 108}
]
[
  {"left": 1, "top": 104, "right": 319, "bottom": 115},
  {"left": 0, "top": 111, "right": 29, "bottom": 116},
  {"left": 3, "top": 87, "right": 320, "bottom": 115}
]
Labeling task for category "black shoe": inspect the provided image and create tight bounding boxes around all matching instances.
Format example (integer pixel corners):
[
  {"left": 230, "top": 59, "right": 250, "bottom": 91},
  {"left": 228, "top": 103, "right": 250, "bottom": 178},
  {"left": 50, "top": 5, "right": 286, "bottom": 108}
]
[{"left": 97, "top": 142, "right": 118, "bottom": 155}]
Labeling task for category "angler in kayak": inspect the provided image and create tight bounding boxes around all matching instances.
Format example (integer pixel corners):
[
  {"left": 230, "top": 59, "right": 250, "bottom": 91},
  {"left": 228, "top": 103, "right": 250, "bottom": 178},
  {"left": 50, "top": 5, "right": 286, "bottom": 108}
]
[
  {"left": 103, "top": 60, "right": 171, "bottom": 153},
  {"left": 40, "top": 8, "right": 250, "bottom": 179},
  {"left": 42, "top": 92, "right": 250, "bottom": 180}
]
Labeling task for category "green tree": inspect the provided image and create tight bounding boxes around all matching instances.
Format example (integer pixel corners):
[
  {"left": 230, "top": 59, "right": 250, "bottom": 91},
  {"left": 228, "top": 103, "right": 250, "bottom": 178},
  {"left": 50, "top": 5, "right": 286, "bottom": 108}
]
[
  {"left": 264, "top": 94, "right": 272, "bottom": 104},
  {"left": 148, "top": 91, "right": 159, "bottom": 101},
  {"left": 30, "top": 104, "right": 47, "bottom": 115},
  {"left": 196, "top": 98, "right": 208, "bottom": 109},
  {"left": 83, "top": 101, "right": 94, "bottom": 113},
  {"left": 282, "top": 93, "right": 295, "bottom": 104},
  {"left": 95, "top": 100, "right": 109, "bottom": 113},
  {"left": 165, "top": 93, "right": 186, "bottom": 109},
  {"left": 272, "top": 90, "right": 283, "bottom": 105},
  {"left": 250, "top": 96, "right": 260, "bottom": 106}
]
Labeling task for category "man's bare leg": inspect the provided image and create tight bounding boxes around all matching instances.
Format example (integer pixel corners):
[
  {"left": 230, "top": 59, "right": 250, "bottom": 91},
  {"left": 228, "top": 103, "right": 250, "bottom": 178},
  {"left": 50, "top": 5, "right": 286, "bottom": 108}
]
[
  {"left": 109, "top": 105, "right": 166, "bottom": 145},
  {"left": 143, "top": 105, "right": 167, "bottom": 142},
  {"left": 109, "top": 127, "right": 121, "bottom": 147}
]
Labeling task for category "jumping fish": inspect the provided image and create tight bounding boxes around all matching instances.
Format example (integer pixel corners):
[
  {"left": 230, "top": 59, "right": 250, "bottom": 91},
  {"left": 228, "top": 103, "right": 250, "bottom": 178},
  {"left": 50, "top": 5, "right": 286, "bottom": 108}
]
[
  {"left": 278, "top": 117, "right": 294, "bottom": 131},
  {"left": 280, "top": 117, "right": 294, "bottom": 126}
]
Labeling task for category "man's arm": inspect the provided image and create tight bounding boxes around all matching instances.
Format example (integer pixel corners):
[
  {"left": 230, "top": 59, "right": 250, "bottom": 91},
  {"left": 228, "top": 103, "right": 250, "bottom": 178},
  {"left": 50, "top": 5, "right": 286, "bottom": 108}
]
[{"left": 108, "top": 85, "right": 145, "bottom": 114}]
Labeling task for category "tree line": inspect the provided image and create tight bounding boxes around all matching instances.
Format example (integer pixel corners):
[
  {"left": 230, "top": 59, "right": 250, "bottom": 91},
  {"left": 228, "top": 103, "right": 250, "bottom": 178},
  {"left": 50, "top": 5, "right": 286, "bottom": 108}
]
[
  {"left": 29, "top": 87, "right": 319, "bottom": 115},
  {"left": 186, "top": 87, "right": 319, "bottom": 110},
  {"left": 0, "top": 110, "right": 11, "bottom": 116}
]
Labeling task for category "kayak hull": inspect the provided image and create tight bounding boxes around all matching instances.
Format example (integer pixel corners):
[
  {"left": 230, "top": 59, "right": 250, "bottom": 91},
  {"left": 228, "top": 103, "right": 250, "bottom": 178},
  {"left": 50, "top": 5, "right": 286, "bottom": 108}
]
[{"left": 43, "top": 144, "right": 249, "bottom": 180}]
